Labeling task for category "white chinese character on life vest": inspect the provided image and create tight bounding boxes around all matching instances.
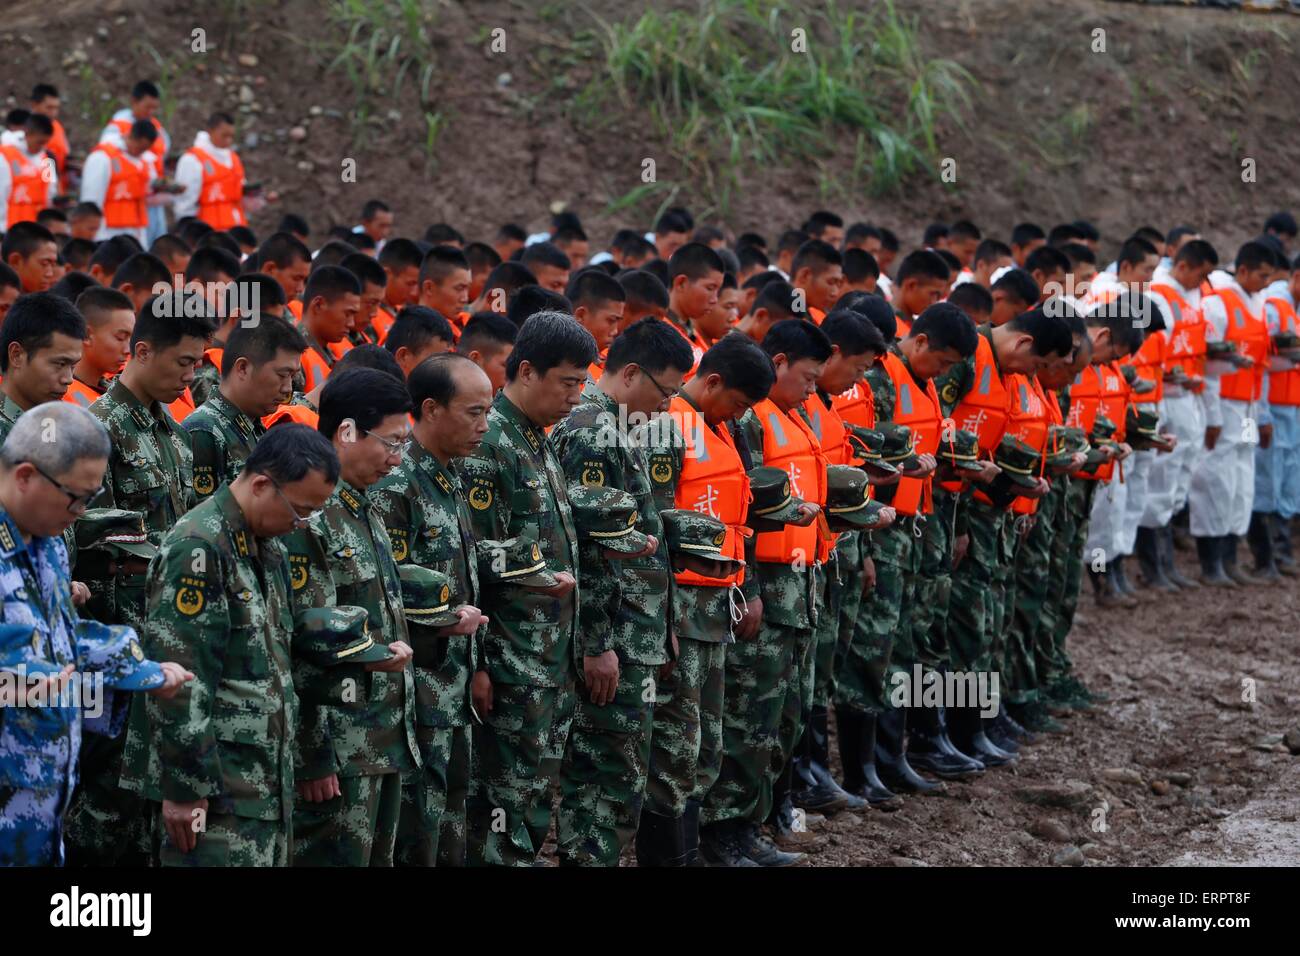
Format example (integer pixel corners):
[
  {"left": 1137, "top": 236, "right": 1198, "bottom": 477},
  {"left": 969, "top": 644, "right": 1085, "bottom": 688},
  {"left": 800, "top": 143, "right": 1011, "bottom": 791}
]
[
  {"left": 692, "top": 484, "right": 719, "bottom": 517},
  {"left": 208, "top": 184, "right": 226, "bottom": 202},
  {"left": 960, "top": 408, "right": 988, "bottom": 434},
  {"left": 1171, "top": 331, "right": 1191, "bottom": 356},
  {"left": 787, "top": 462, "right": 803, "bottom": 497}
]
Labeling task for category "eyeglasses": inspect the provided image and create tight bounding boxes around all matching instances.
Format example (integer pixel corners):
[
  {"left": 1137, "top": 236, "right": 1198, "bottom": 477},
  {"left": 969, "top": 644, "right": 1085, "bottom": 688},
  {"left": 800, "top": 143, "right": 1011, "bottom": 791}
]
[
  {"left": 271, "top": 480, "right": 324, "bottom": 529},
  {"left": 642, "top": 368, "right": 678, "bottom": 402},
  {"left": 366, "top": 430, "right": 411, "bottom": 456},
  {"left": 30, "top": 462, "right": 103, "bottom": 513}
]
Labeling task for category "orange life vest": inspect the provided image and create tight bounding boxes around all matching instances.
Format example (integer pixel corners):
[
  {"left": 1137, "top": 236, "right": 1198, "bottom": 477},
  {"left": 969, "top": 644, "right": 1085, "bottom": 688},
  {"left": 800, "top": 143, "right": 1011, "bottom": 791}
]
[
  {"left": 110, "top": 116, "right": 166, "bottom": 170},
  {"left": 328, "top": 337, "right": 355, "bottom": 361},
  {"left": 808, "top": 306, "right": 826, "bottom": 325},
  {"left": 1120, "top": 329, "right": 1165, "bottom": 405},
  {"left": 1, "top": 144, "right": 49, "bottom": 225},
  {"left": 832, "top": 378, "right": 876, "bottom": 430},
  {"left": 203, "top": 347, "right": 224, "bottom": 375},
  {"left": 263, "top": 402, "right": 319, "bottom": 430},
  {"left": 371, "top": 305, "right": 397, "bottom": 345},
  {"left": 299, "top": 343, "right": 334, "bottom": 393},
  {"left": 803, "top": 391, "right": 854, "bottom": 467},
  {"left": 63, "top": 378, "right": 104, "bottom": 408},
  {"left": 948, "top": 333, "right": 1009, "bottom": 453},
  {"left": 47, "top": 119, "right": 69, "bottom": 190},
  {"left": 753, "top": 398, "right": 831, "bottom": 564},
  {"left": 879, "top": 351, "right": 941, "bottom": 515},
  {"left": 186, "top": 144, "right": 246, "bottom": 229},
  {"left": 1266, "top": 297, "right": 1300, "bottom": 407},
  {"left": 1150, "top": 282, "right": 1207, "bottom": 391},
  {"left": 1068, "top": 362, "right": 1127, "bottom": 482},
  {"left": 168, "top": 388, "right": 196, "bottom": 423},
  {"left": 1004, "top": 373, "right": 1050, "bottom": 514},
  {"left": 895, "top": 315, "right": 913, "bottom": 338},
  {"left": 1211, "top": 287, "right": 1268, "bottom": 403},
  {"left": 94, "top": 143, "right": 150, "bottom": 229},
  {"left": 669, "top": 395, "right": 750, "bottom": 587},
  {"left": 287, "top": 300, "right": 304, "bottom": 321}
]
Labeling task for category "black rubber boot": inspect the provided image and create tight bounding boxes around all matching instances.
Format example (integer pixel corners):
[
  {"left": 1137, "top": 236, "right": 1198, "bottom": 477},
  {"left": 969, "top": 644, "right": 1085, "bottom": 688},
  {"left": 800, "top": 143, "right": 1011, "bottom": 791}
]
[
  {"left": 790, "top": 708, "right": 853, "bottom": 814},
  {"left": 1160, "top": 525, "right": 1199, "bottom": 589},
  {"left": 1196, "top": 535, "right": 1236, "bottom": 587},
  {"left": 1009, "top": 699, "right": 1065, "bottom": 734},
  {"left": 994, "top": 702, "right": 1038, "bottom": 745},
  {"left": 699, "top": 820, "right": 761, "bottom": 867},
  {"left": 1271, "top": 514, "right": 1295, "bottom": 573},
  {"left": 875, "top": 708, "right": 944, "bottom": 795},
  {"left": 949, "top": 703, "right": 1016, "bottom": 766},
  {"left": 803, "top": 706, "right": 867, "bottom": 811},
  {"left": 1135, "top": 526, "right": 1178, "bottom": 591},
  {"left": 635, "top": 808, "right": 687, "bottom": 867},
  {"left": 1087, "top": 566, "right": 1118, "bottom": 607},
  {"left": 1222, "top": 534, "right": 1259, "bottom": 586},
  {"left": 740, "top": 822, "right": 805, "bottom": 867},
  {"left": 1109, "top": 557, "right": 1140, "bottom": 604},
  {"left": 1247, "top": 512, "right": 1281, "bottom": 581},
  {"left": 835, "top": 707, "right": 902, "bottom": 809},
  {"left": 682, "top": 799, "right": 703, "bottom": 866},
  {"left": 906, "top": 705, "right": 983, "bottom": 778}
]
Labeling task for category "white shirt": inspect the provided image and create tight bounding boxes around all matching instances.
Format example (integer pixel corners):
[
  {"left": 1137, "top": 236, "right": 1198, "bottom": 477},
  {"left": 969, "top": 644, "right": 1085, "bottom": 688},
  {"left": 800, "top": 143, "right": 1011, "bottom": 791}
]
[
  {"left": 0, "top": 137, "right": 57, "bottom": 232},
  {"left": 174, "top": 130, "right": 238, "bottom": 219},
  {"left": 79, "top": 146, "right": 154, "bottom": 244}
]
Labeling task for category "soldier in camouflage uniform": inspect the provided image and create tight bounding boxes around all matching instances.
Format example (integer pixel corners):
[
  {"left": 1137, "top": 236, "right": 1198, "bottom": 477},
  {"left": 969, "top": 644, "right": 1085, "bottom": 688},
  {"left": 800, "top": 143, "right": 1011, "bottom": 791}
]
[
  {"left": 64, "top": 299, "right": 211, "bottom": 866},
  {"left": 188, "top": 272, "right": 293, "bottom": 409},
  {"left": 371, "top": 354, "right": 492, "bottom": 867},
  {"left": 641, "top": 333, "right": 773, "bottom": 866},
  {"left": 282, "top": 368, "right": 420, "bottom": 866},
  {"left": 185, "top": 319, "right": 306, "bottom": 502},
  {"left": 550, "top": 321, "right": 691, "bottom": 866},
  {"left": 0, "top": 291, "right": 88, "bottom": 444},
  {"left": 119, "top": 425, "right": 338, "bottom": 865},
  {"left": 458, "top": 312, "right": 595, "bottom": 867},
  {"left": 0, "top": 403, "right": 189, "bottom": 866}
]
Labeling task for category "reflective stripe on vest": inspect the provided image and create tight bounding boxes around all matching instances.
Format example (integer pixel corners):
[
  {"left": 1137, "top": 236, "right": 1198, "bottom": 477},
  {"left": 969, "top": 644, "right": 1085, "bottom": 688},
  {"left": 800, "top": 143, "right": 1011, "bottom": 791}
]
[{"left": 669, "top": 395, "right": 750, "bottom": 587}]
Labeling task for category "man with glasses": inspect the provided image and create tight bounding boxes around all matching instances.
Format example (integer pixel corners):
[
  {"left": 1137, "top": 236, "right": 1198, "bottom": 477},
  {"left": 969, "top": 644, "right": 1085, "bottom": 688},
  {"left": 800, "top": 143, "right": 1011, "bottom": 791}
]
[
  {"left": 550, "top": 318, "right": 692, "bottom": 866},
  {"left": 118, "top": 424, "right": 338, "bottom": 866},
  {"left": 371, "top": 353, "right": 493, "bottom": 866},
  {"left": 0, "top": 292, "right": 87, "bottom": 444},
  {"left": 185, "top": 317, "right": 307, "bottom": 503},
  {"left": 64, "top": 292, "right": 214, "bottom": 867},
  {"left": 284, "top": 367, "right": 421, "bottom": 866},
  {"left": 0, "top": 403, "right": 192, "bottom": 865}
]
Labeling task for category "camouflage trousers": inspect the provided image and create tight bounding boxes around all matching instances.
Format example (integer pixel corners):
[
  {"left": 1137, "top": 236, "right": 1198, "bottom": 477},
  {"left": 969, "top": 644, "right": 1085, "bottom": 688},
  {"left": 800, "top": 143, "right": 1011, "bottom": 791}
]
[
  {"left": 774, "top": 624, "right": 817, "bottom": 799},
  {"left": 702, "top": 618, "right": 802, "bottom": 826},
  {"left": 913, "top": 492, "right": 959, "bottom": 678},
  {"left": 556, "top": 662, "right": 657, "bottom": 866},
  {"left": 834, "top": 521, "right": 917, "bottom": 716},
  {"left": 993, "top": 512, "right": 1026, "bottom": 694},
  {"left": 644, "top": 638, "right": 726, "bottom": 819},
  {"left": 1007, "top": 482, "right": 1066, "bottom": 705},
  {"left": 395, "top": 724, "right": 471, "bottom": 866},
  {"left": 293, "top": 770, "right": 402, "bottom": 866},
  {"left": 0, "top": 782, "right": 68, "bottom": 866},
  {"left": 466, "top": 681, "right": 575, "bottom": 867},
  {"left": 1044, "top": 478, "right": 1097, "bottom": 681},
  {"left": 815, "top": 535, "right": 861, "bottom": 710},
  {"left": 947, "top": 500, "right": 1008, "bottom": 676},
  {"left": 63, "top": 726, "right": 152, "bottom": 867},
  {"left": 158, "top": 808, "right": 290, "bottom": 867}
]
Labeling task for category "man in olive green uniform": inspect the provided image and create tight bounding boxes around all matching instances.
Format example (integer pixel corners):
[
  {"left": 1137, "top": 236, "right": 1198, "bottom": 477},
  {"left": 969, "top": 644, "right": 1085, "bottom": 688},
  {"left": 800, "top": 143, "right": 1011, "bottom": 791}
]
[
  {"left": 184, "top": 318, "right": 306, "bottom": 502},
  {"left": 550, "top": 318, "right": 692, "bottom": 866},
  {"left": 371, "top": 354, "right": 492, "bottom": 867},
  {"left": 63, "top": 296, "right": 211, "bottom": 866},
  {"left": 118, "top": 425, "right": 338, "bottom": 865},
  {"left": 284, "top": 367, "right": 421, "bottom": 866},
  {"left": 459, "top": 311, "right": 595, "bottom": 867}
]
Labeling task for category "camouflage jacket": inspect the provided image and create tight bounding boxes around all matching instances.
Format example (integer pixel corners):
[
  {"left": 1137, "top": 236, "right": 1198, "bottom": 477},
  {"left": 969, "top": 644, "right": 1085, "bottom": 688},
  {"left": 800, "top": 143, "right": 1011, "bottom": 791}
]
[
  {"left": 736, "top": 406, "right": 817, "bottom": 630},
  {"left": 189, "top": 355, "right": 221, "bottom": 410},
  {"left": 184, "top": 391, "right": 266, "bottom": 503},
  {"left": 85, "top": 378, "right": 195, "bottom": 628},
  {"left": 459, "top": 391, "right": 580, "bottom": 687},
  {"left": 282, "top": 479, "right": 419, "bottom": 779},
  {"left": 551, "top": 382, "right": 670, "bottom": 665},
  {"left": 0, "top": 393, "right": 25, "bottom": 445},
  {"left": 119, "top": 484, "right": 297, "bottom": 823},
  {"left": 370, "top": 440, "right": 481, "bottom": 731}
]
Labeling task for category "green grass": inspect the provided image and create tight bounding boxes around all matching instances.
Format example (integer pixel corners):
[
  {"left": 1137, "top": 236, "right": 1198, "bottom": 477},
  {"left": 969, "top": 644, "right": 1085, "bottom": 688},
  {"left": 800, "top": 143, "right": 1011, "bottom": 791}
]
[{"left": 582, "top": 0, "right": 973, "bottom": 203}]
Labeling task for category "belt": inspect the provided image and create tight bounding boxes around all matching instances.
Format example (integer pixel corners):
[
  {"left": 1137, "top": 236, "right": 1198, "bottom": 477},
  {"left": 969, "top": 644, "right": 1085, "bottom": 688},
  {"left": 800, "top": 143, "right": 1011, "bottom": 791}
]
[{"left": 75, "top": 550, "right": 152, "bottom": 579}]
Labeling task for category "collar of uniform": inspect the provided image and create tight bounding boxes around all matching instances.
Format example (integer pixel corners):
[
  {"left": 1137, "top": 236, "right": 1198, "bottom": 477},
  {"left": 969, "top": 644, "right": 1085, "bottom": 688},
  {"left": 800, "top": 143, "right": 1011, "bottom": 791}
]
[
  {"left": 0, "top": 393, "right": 26, "bottom": 426},
  {"left": 494, "top": 392, "right": 545, "bottom": 457},
  {"left": 0, "top": 507, "right": 26, "bottom": 558},
  {"left": 411, "top": 440, "right": 459, "bottom": 497},
  {"left": 291, "top": 393, "right": 318, "bottom": 413},
  {"left": 107, "top": 377, "right": 168, "bottom": 430},
  {"left": 665, "top": 310, "right": 694, "bottom": 339},
  {"left": 335, "top": 479, "right": 368, "bottom": 518},
  {"left": 297, "top": 322, "right": 336, "bottom": 367},
  {"left": 213, "top": 482, "right": 256, "bottom": 557},
  {"left": 211, "top": 391, "right": 264, "bottom": 441},
  {"left": 582, "top": 382, "right": 630, "bottom": 433}
]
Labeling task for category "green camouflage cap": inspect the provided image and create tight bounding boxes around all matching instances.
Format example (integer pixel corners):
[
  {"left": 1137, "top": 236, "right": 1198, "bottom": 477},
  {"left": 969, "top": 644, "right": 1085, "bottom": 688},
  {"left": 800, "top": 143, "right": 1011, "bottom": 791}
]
[
  {"left": 487, "top": 535, "right": 559, "bottom": 588},
  {"left": 1273, "top": 330, "right": 1300, "bottom": 351},
  {"left": 845, "top": 424, "right": 899, "bottom": 477},
  {"left": 398, "top": 564, "right": 460, "bottom": 629},
  {"left": 1165, "top": 366, "right": 1195, "bottom": 386},
  {"left": 747, "top": 465, "right": 808, "bottom": 527},
  {"left": 294, "top": 605, "right": 392, "bottom": 666},
  {"left": 877, "top": 422, "right": 923, "bottom": 473},
  {"left": 1046, "top": 424, "right": 1090, "bottom": 467},
  {"left": 1206, "top": 339, "right": 1252, "bottom": 368},
  {"left": 568, "top": 485, "right": 652, "bottom": 555},
  {"left": 74, "top": 508, "right": 157, "bottom": 559},
  {"left": 824, "top": 465, "right": 887, "bottom": 531},
  {"left": 1090, "top": 413, "right": 1119, "bottom": 443},
  {"left": 934, "top": 428, "right": 985, "bottom": 475},
  {"left": 992, "top": 435, "right": 1042, "bottom": 490},
  {"left": 1118, "top": 364, "right": 1155, "bottom": 394},
  {"left": 1124, "top": 406, "right": 1161, "bottom": 449},
  {"left": 660, "top": 509, "right": 744, "bottom": 578}
]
